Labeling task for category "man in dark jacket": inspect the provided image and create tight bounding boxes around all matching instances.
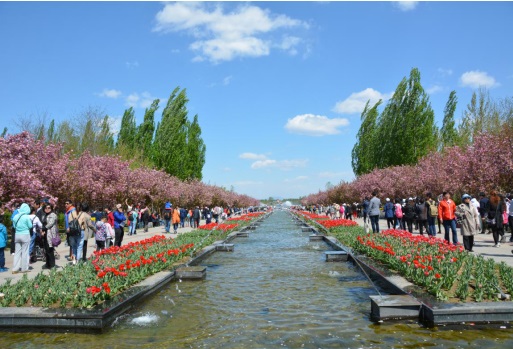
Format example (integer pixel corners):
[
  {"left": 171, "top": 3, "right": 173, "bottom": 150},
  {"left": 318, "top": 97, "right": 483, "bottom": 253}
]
[
  {"left": 479, "top": 192, "right": 489, "bottom": 234},
  {"left": 193, "top": 206, "right": 201, "bottom": 228}
]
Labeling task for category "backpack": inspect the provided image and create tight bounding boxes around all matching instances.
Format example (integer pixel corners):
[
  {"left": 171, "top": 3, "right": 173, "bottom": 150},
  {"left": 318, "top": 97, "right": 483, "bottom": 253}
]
[
  {"left": 395, "top": 204, "right": 403, "bottom": 219},
  {"left": 428, "top": 201, "right": 438, "bottom": 217},
  {"left": 128, "top": 213, "right": 135, "bottom": 221}
]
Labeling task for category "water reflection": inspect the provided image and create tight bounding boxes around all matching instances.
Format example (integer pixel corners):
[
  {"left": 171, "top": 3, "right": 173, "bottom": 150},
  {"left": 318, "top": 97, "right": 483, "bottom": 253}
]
[{"left": 3, "top": 211, "right": 513, "bottom": 348}]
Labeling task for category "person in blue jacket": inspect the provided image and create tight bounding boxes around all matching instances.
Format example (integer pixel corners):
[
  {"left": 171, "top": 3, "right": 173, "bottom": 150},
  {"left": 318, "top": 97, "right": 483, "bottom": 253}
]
[
  {"left": 113, "top": 204, "right": 127, "bottom": 247},
  {"left": 11, "top": 203, "right": 33, "bottom": 274},
  {"left": 0, "top": 214, "right": 8, "bottom": 272}
]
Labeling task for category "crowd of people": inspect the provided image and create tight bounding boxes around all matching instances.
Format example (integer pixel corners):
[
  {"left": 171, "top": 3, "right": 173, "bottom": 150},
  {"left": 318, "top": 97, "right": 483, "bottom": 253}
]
[
  {"left": 307, "top": 190, "right": 513, "bottom": 254},
  {"left": 0, "top": 199, "right": 245, "bottom": 274}
]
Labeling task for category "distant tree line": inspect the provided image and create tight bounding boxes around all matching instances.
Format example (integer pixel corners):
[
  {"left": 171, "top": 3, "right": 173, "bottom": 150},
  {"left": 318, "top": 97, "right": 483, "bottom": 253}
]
[
  {"left": 10, "top": 87, "right": 206, "bottom": 181},
  {"left": 351, "top": 67, "right": 513, "bottom": 176}
]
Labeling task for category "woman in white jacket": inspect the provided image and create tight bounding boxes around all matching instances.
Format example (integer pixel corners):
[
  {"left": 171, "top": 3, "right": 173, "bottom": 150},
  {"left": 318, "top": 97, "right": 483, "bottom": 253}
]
[{"left": 455, "top": 194, "right": 481, "bottom": 252}]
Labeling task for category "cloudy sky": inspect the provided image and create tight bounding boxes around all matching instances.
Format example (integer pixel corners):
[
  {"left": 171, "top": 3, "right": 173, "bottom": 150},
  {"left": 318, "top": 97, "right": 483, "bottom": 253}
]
[{"left": 1, "top": 1, "right": 512, "bottom": 200}]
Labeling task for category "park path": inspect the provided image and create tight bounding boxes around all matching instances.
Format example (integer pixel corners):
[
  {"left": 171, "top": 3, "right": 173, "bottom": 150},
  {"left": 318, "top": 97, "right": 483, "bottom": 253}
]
[{"left": 0, "top": 220, "right": 206, "bottom": 284}]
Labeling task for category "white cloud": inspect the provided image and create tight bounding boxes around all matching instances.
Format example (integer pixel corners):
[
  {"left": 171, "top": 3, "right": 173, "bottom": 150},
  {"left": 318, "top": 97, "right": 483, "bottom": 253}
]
[
  {"left": 154, "top": 2, "right": 307, "bottom": 62},
  {"left": 251, "top": 158, "right": 308, "bottom": 170},
  {"left": 394, "top": 1, "right": 419, "bottom": 11},
  {"left": 107, "top": 115, "right": 122, "bottom": 136},
  {"left": 285, "top": 114, "right": 349, "bottom": 136},
  {"left": 426, "top": 85, "right": 443, "bottom": 94},
  {"left": 223, "top": 76, "right": 233, "bottom": 85},
  {"left": 125, "top": 61, "right": 139, "bottom": 69},
  {"left": 251, "top": 159, "right": 277, "bottom": 169},
  {"left": 460, "top": 70, "right": 499, "bottom": 88},
  {"left": 98, "top": 88, "right": 122, "bottom": 99},
  {"left": 125, "top": 91, "right": 159, "bottom": 108},
  {"left": 276, "top": 35, "right": 302, "bottom": 55},
  {"left": 240, "top": 152, "right": 268, "bottom": 160},
  {"left": 437, "top": 68, "right": 453, "bottom": 77},
  {"left": 333, "top": 88, "right": 392, "bottom": 114}
]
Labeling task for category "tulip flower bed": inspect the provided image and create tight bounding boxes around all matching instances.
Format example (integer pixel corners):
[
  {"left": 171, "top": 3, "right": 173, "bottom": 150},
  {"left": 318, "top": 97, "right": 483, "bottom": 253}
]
[
  {"left": 296, "top": 211, "right": 513, "bottom": 303},
  {"left": 198, "top": 222, "right": 239, "bottom": 232},
  {"left": 317, "top": 219, "right": 358, "bottom": 228},
  {"left": 0, "top": 222, "right": 248, "bottom": 309}
]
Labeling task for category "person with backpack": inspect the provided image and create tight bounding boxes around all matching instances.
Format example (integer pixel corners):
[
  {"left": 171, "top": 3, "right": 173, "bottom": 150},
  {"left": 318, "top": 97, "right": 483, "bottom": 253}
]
[
  {"left": 163, "top": 206, "right": 171, "bottom": 233},
  {"left": 425, "top": 192, "right": 438, "bottom": 237},
  {"left": 394, "top": 198, "right": 404, "bottom": 230},
  {"left": 28, "top": 206, "right": 43, "bottom": 263}
]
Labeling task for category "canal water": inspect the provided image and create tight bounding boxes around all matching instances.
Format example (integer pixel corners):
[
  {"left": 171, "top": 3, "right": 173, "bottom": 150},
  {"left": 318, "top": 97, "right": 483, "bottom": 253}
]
[{"left": 4, "top": 210, "right": 513, "bottom": 348}]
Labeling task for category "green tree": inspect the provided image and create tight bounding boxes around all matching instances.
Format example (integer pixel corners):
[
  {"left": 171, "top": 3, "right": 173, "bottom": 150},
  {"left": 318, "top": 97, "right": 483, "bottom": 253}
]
[
  {"left": 117, "top": 107, "right": 137, "bottom": 151},
  {"left": 458, "top": 88, "right": 503, "bottom": 146},
  {"left": 351, "top": 99, "right": 381, "bottom": 176},
  {"left": 1, "top": 127, "right": 7, "bottom": 138},
  {"left": 185, "top": 114, "right": 206, "bottom": 180},
  {"left": 153, "top": 88, "right": 189, "bottom": 179},
  {"left": 97, "top": 115, "right": 115, "bottom": 154},
  {"left": 46, "top": 119, "right": 56, "bottom": 144},
  {"left": 375, "top": 67, "right": 437, "bottom": 168},
  {"left": 440, "top": 90, "right": 458, "bottom": 150},
  {"left": 136, "top": 100, "right": 159, "bottom": 159}
]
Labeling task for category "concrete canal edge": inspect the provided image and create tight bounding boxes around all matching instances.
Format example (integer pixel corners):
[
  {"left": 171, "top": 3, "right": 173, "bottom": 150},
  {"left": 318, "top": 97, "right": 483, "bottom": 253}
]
[
  {"left": 294, "top": 214, "right": 513, "bottom": 326},
  {"left": 0, "top": 213, "right": 270, "bottom": 333}
]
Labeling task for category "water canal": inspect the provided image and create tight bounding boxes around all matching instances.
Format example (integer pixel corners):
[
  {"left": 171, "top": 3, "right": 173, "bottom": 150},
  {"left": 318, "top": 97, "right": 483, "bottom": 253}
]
[{"left": 4, "top": 210, "right": 513, "bottom": 348}]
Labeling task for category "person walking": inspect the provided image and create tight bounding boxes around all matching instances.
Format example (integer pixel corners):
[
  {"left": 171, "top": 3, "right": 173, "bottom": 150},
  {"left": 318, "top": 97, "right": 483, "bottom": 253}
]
[
  {"left": 438, "top": 191, "right": 458, "bottom": 245},
  {"left": 455, "top": 194, "right": 480, "bottom": 252},
  {"left": 172, "top": 206, "right": 181, "bottom": 234},
  {"left": 193, "top": 206, "right": 201, "bottom": 228},
  {"left": 0, "top": 215, "right": 8, "bottom": 272},
  {"left": 416, "top": 198, "right": 428, "bottom": 236},
  {"left": 403, "top": 198, "right": 417, "bottom": 234},
  {"left": 11, "top": 203, "right": 33, "bottom": 274},
  {"left": 425, "top": 193, "right": 438, "bottom": 237},
  {"left": 484, "top": 190, "right": 506, "bottom": 247},
  {"left": 113, "top": 204, "right": 126, "bottom": 247},
  {"left": 383, "top": 198, "right": 395, "bottom": 229},
  {"left": 368, "top": 191, "right": 381, "bottom": 233},
  {"left": 41, "top": 204, "right": 58, "bottom": 269},
  {"left": 478, "top": 192, "right": 489, "bottom": 234},
  {"left": 77, "top": 202, "right": 96, "bottom": 262}
]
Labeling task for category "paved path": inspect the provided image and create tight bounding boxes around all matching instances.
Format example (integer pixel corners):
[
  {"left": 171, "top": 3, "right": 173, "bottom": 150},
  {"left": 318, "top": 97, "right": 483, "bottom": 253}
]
[
  {"left": 353, "top": 217, "right": 513, "bottom": 268},
  {"left": 0, "top": 221, "right": 206, "bottom": 285}
]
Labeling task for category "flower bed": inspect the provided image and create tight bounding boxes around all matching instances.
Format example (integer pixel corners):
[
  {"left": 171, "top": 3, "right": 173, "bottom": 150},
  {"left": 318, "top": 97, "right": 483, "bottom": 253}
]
[
  {"left": 198, "top": 222, "right": 239, "bottom": 231},
  {"left": 295, "top": 211, "right": 513, "bottom": 303}
]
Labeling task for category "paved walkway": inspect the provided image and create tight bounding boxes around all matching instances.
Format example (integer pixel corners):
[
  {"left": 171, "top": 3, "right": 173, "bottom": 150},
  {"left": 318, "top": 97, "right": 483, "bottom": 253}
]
[
  {"left": 0, "top": 221, "right": 206, "bottom": 284},
  {"left": 353, "top": 217, "right": 513, "bottom": 268}
]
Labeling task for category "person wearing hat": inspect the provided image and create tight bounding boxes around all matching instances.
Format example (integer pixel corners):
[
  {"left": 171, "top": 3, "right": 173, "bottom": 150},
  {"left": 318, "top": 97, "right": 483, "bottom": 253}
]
[
  {"left": 383, "top": 198, "right": 395, "bottom": 229},
  {"left": 456, "top": 194, "right": 480, "bottom": 252}
]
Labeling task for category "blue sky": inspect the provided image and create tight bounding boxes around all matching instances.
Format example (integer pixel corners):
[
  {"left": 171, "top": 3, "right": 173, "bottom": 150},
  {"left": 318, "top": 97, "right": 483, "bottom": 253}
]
[{"left": 1, "top": 1, "right": 512, "bottom": 200}]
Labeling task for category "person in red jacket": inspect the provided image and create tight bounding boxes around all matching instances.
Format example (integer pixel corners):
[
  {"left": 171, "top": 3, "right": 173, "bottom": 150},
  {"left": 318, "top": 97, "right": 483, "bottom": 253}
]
[{"left": 438, "top": 191, "right": 458, "bottom": 245}]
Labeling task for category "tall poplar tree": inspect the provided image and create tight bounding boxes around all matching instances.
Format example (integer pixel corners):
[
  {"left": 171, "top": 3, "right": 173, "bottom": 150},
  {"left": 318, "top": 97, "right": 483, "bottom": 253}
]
[
  {"left": 135, "top": 100, "right": 158, "bottom": 159},
  {"left": 351, "top": 99, "right": 381, "bottom": 176},
  {"left": 440, "top": 90, "right": 458, "bottom": 150},
  {"left": 153, "top": 88, "right": 189, "bottom": 179},
  {"left": 117, "top": 107, "right": 137, "bottom": 151},
  {"left": 185, "top": 114, "right": 206, "bottom": 180},
  {"left": 375, "top": 67, "right": 437, "bottom": 168}
]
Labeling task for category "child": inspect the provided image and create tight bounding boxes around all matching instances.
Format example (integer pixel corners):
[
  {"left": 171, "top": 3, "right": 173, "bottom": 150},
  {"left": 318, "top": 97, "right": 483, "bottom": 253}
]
[
  {"left": 0, "top": 215, "right": 8, "bottom": 272},
  {"left": 95, "top": 215, "right": 114, "bottom": 251}
]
